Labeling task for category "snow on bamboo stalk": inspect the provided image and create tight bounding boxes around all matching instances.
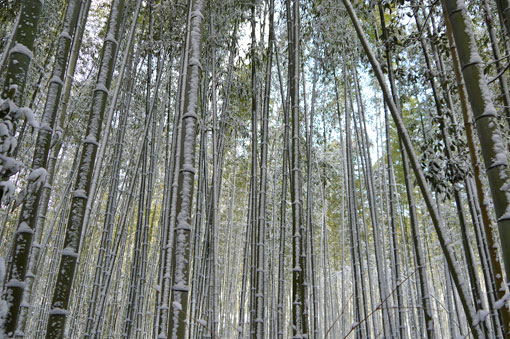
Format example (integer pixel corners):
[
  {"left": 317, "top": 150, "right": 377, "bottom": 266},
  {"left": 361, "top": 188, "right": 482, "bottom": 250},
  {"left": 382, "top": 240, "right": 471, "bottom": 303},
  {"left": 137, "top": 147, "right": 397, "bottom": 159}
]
[
  {"left": 412, "top": 1, "right": 489, "bottom": 332},
  {"left": 155, "top": 76, "right": 174, "bottom": 337},
  {"left": 3, "top": 0, "right": 81, "bottom": 335},
  {"left": 305, "top": 50, "right": 319, "bottom": 339},
  {"left": 91, "top": 47, "right": 146, "bottom": 337},
  {"left": 441, "top": 4, "right": 510, "bottom": 334},
  {"left": 0, "top": 0, "right": 42, "bottom": 203},
  {"left": 22, "top": 3, "right": 91, "bottom": 335},
  {"left": 248, "top": 0, "right": 259, "bottom": 336},
  {"left": 209, "top": 13, "right": 220, "bottom": 337},
  {"left": 254, "top": 0, "right": 274, "bottom": 337},
  {"left": 442, "top": 0, "right": 510, "bottom": 320},
  {"left": 189, "top": 112, "right": 206, "bottom": 339},
  {"left": 286, "top": 0, "right": 308, "bottom": 336},
  {"left": 84, "top": 1, "right": 140, "bottom": 335},
  {"left": 166, "top": 1, "right": 204, "bottom": 338},
  {"left": 275, "top": 35, "right": 289, "bottom": 339},
  {"left": 341, "top": 0, "right": 483, "bottom": 337},
  {"left": 44, "top": 0, "right": 125, "bottom": 336},
  {"left": 158, "top": 4, "right": 193, "bottom": 335}
]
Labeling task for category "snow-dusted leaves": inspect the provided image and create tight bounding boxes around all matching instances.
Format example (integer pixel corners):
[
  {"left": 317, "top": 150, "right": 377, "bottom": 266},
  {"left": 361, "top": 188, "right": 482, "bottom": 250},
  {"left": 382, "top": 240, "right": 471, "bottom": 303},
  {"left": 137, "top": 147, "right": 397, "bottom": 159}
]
[
  {"left": 0, "top": 180, "right": 15, "bottom": 204},
  {"left": 27, "top": 168, "right": 48, "bottom": 192},
  {"left": 14, "top": 107, "right": 39, "bottom": 129}
]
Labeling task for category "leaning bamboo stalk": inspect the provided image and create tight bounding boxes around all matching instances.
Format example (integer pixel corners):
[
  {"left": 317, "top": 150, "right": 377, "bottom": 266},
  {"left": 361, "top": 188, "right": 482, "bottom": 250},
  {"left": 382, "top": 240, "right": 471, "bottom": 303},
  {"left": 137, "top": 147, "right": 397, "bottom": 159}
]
[
  {"left": 44, "top": 0, "right": 125, "bottom": 335},
  {"left": 84, "top": 1, "right": 141, "bottom": 335},
  {"left": 413, "top": 2, "right": 490, "bottom": 333}
]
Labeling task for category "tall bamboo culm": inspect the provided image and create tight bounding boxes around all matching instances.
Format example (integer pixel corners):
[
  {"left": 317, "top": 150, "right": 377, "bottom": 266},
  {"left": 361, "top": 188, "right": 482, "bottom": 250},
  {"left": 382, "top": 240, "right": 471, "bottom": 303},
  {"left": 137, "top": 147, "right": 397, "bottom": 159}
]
[{"left": 44, "top": 0, "right": 125, "bottom": 336}]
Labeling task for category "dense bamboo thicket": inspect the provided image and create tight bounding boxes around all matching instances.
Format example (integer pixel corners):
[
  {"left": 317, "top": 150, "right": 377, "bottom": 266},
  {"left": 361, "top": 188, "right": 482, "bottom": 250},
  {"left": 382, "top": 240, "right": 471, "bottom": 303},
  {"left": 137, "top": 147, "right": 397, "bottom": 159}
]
[{"left": 1, "top": 0, "right": 510, "bottom": 338}]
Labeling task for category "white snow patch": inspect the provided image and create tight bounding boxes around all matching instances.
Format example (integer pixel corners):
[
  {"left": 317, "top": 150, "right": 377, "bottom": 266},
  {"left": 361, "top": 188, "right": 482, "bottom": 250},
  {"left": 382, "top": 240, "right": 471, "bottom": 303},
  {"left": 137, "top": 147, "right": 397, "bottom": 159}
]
[
  {"left": 0, "top": 124, "right": 8, "bottom": 137},
  {"left": 49, "top": 75, "right": 64, "bottom": 86},
  {"left": 83, "top": 136, "right": 99, "bottom": 146},
  {"left": 0, "top": 156, "right": 22, "bottom": 175},
  {"left": 181, "top": 164, "right": 196, "bottom": 174},
  {"left": 490, "top": 133, "right": 507, "bottom": 167},
  {"left": 17, "top": 222, "right": 33, "bottom": 234},
  {"left": 495, "top": 292, "right": 510, "bottom": 309},
  {"left": 2, "top": 136, "right": 17, "bottom": 154},
  {"left": 188, "top": 56, "right": 202, "bottom": 69},
  {"left": 59, "top": 31, "right": 71, "bottom": 40},
  {"left": 104, "top": 34, "right": 117, "bottom": 45},
  {"left": 172, "top": 284, "right": 190, "bottom": 292},
  {"left": 499, "top": 212, "right": 510, "bottom": 221},
  {"left": 0, "top": 181, "right": 15, "bottom": 202},
  {"left": 472, "top": 309, "right": 489, "bottom": 326},
  {"left": 15, "top": 107, "right": 38, "bottom": 128},
  {"left": 95, "top": 84, "right": 109, "bottom": 94},
  {"left": 9, "top": 43, "right": 33, "bottom": 60},
  {"left": 61, "top": 247, "right": 79, "bottom": 258},
  {"left": 6, "top": 279, "right": 25, "bottom": 288},
  {"left": 48, "top": 308, "right": 68, "bottom": 316},
  {"left": 0, "top": 99, "right": 18, "bottom": 116},
  {"left": 28, "top": 168, "right": 47, "bottom": 187},
  {"left": 191, "top": 10, "right": 204, "bottom": 20},
  {"left": 73, "top": 189, "right": 87, "bottom": 199},
  {"left": 183, "top": 111, "right": 199, "bottom": 119}
]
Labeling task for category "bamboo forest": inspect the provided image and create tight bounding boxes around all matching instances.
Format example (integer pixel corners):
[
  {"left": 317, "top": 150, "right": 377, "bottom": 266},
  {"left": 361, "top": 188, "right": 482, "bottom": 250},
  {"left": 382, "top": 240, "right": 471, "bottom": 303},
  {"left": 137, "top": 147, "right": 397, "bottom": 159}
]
[{"left": 3, "top": 0, "right": 510, "bottom": 338}]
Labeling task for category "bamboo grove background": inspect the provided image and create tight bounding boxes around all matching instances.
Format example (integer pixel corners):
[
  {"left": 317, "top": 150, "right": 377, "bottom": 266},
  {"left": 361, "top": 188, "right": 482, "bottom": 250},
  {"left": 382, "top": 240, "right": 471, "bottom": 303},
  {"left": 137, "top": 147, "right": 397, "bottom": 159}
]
[{"left": 1, "top": 0, "right": 510, "bottom": 338}]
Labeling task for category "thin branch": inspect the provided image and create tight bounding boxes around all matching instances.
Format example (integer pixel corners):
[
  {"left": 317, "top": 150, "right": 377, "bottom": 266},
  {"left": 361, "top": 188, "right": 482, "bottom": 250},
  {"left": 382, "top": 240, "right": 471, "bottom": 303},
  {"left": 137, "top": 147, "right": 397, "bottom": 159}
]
[{"left": 343, "top": 269, "right": 418, "bottom": 339}]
